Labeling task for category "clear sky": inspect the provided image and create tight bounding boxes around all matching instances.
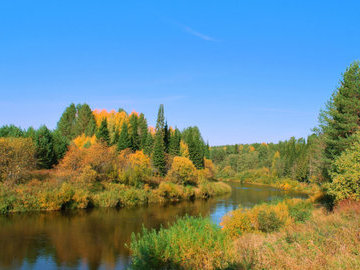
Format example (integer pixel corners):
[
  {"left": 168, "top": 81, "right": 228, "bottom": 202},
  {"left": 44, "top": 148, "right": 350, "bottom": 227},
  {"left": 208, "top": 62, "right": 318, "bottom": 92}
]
[{"left": 1, "top": 1, "right": 359, "bottom": 145}]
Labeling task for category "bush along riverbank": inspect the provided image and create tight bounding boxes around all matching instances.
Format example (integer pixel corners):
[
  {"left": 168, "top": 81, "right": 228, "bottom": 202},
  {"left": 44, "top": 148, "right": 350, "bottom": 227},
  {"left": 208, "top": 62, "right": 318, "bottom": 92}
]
[
  {"left": 0, "top": 142, "right": 230, "bottom": 214},
  {"left": 218, "top": 167, "right": 320, "bottom": 194},
  {"left": 129, "top": 198, "right": 360, "bottom": 270}
]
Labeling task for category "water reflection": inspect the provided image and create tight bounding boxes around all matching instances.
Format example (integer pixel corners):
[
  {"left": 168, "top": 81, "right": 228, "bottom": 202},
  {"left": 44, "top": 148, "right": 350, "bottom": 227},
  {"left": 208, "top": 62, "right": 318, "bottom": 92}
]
[{"left": 0, "top": 182, "right": 306, "bottom": 270}]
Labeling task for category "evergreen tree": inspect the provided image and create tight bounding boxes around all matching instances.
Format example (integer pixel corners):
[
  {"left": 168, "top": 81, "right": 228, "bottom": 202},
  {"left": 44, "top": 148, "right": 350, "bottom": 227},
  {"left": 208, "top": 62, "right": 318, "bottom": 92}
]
[
  {"left": 112, "top": 127, "right": 120, "bottom": 146},
  {"left": 35, "top": 125, "right": 56, "bottom": 169},
  {"left": 144, "top": 132, "right": 154, "bottom": 156},
  {"left": 56, "top": 103, "right": 76, "bottom": 140},
  {"left": 182, "top": 126, "right": 205, "bottom": 169},
  {"left": 153, "top": 131, "right": 166, "bottom": 175},
  {"left": 204, "top": 142, "right": 210, "bottom": 159},
  {"left": 138, "top": 113, "right": 148, "bottom": 150},
  {"left": 164, "top": 121, "right": 170, "bottom": 153},
  {"left": 169, "top": 128, "right": 181, "bottom": 156},
  {"left": 74, "top": 104, "right": 95, "bottom": 137},
  {"left": 96, "top": 118, "right": 110, "bottom": 145},
  {"left": 152, "top": 105, "right": 166, "bottom": 175},
  {"left": 25, "top": 127, "right": 36, "bottom": 139},
  {"left": 117, "top": 122, "right": 131, "bottom": 151},
  {"left": 52, "top": 130, "right": 69, "bottom": 162},
  {"left": 129, "top": 114, "right": 140, "bottom": 151},
  {"left": 156, "top": 104, "right": 165, "bottom": 131},
  {"left": 318, "top": 61, "right": 360, "bottom": 177},
  {"left": 0, "top": 125, "right": 24, "bottom": 137}
]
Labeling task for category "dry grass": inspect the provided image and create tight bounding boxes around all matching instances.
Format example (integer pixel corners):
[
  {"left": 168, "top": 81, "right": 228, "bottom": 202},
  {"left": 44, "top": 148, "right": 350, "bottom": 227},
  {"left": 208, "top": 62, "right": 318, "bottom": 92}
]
[{"left": 233, "top": 200, "right": 360, "bottom": 269}]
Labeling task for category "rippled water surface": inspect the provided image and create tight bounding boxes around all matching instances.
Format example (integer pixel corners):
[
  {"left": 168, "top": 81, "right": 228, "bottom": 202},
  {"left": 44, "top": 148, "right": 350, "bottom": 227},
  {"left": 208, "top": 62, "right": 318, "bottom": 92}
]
[{"left": 0, "top": 182, "right": 306, "bottom": 269}]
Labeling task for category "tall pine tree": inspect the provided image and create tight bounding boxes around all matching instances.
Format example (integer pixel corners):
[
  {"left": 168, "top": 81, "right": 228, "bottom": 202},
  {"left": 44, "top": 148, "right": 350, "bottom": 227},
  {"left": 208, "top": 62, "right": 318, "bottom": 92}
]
[
  {"left": 169, "top": 128, "right": 181, "bottom": 156},
  {"left": 74, "top": 104, "right": 95, "bottom": 137},
  {"left": 318, "top": 61, "right": 360, "bottom": 178},
  {"left": 117, "top": 122, "right": 131, "bottom": 151},
  {"left": 129, "top": 113, "right": 140, "bottom": 151},
  {"left": 152, "top": 104, "right": 166, "bottom": 175},
  {"left": 96, "top": 118, "right": 110, "bottom": 145},
  {"left": 138, "top": 113, "right": 149, "bottom": 150},
  {"left": 56, "top": 103, "right": 76, "bottom": 140}
]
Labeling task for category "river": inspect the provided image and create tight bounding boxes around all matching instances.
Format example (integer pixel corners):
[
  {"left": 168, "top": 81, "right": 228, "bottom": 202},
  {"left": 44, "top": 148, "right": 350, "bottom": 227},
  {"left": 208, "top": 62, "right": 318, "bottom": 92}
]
[{"left": 0, "top": 182, "right": 306, "bottom": 270}]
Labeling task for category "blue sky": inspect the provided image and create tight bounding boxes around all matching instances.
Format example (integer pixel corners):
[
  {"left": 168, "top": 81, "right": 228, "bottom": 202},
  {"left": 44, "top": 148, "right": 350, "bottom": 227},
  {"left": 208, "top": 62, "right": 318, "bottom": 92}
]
[{"left": 0, "top": 1, "right": 359, "bottom": 145}]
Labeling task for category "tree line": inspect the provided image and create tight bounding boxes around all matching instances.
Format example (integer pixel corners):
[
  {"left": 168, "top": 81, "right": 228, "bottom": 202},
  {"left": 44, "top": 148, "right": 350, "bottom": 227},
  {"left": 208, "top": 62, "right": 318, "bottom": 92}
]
[{"left": 0, "top": 104, "right": 209, "bottom": 177}]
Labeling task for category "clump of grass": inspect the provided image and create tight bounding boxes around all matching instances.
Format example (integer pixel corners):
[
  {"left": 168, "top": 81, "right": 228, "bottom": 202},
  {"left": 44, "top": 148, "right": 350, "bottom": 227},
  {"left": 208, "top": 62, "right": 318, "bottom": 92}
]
[{"left": 129, "top": 215, "right": 235, "bottom": 270}]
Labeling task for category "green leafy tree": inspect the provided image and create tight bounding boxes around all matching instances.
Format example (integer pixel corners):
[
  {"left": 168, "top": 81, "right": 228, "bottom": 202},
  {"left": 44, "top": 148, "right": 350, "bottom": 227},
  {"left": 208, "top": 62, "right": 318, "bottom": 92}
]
[
  {"left": 117, "top": 122, "right": 131, "bottom": 151},
  {"left": 328, "top": 131, "right": 360, "bottom": 201},
  {"left": 35, "top": 125, "right": 56, "bottom": 169},
  {"left": 96, "top": 118, "right": 110, "bottom": 145},
  {"left": 318, "top": 61, "right": 360, "bottom": 177},
  {"left": 56, "top": 103, "right": 77, "bottom": 140}
]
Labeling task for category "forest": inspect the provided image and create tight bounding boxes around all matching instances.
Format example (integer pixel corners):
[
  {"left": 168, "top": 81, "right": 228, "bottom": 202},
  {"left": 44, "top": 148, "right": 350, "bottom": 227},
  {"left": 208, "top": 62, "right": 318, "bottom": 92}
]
[{"left": 0, "top": 104, "right": 228, "bottom": 214}]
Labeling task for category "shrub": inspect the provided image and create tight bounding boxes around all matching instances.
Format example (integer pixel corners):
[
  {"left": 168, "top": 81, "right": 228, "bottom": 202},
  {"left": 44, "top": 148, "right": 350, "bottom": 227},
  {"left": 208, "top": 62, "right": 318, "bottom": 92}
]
[
  {"left": 203, "top": 158, "right": 216, "bottom": 179},
  {"left": 167, "top": 156, "right": 198, "bottom": 186},
  {"left": 257, "top": 210, "right": 284, "bottom": 233},
  {"left": 129, "top": 216, "right": 234, "bottom": 270},
  {"left": 0, "top": 137, "right": 36, "bottom": 183},
  {"left": 219, "top": 166, "right": 236, "bottom": 178},
  {"left": 221, "top": 199, "right": 310, "bottom": 238},
  {"left": 287, "top": 199, "right": 313, "bottom": 223}
]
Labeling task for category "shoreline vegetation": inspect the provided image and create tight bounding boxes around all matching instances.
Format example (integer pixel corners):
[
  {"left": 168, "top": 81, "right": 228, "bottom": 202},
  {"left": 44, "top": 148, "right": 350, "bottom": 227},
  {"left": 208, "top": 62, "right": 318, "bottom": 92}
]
[
  {"left": 218, "top": 173, "right": 320, "bottom": 195},
  {"left": 0, "top": 104, "right": 231, "bottom": 214},
  {"left": 129, "top": 198, "right": 360, "bottom": 270}
]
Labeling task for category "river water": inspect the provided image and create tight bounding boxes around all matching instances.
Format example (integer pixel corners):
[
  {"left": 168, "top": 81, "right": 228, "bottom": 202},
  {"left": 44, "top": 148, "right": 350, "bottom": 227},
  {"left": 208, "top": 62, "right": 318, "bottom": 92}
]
[{"left": 0, "top": 182, "right": 306, "bottom": 270}]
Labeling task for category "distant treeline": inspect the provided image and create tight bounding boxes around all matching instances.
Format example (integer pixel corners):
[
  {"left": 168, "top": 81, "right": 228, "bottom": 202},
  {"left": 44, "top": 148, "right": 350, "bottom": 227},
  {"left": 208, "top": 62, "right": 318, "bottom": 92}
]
[{"left": 211, "top": 134, "right": 324, "bottom": 183}]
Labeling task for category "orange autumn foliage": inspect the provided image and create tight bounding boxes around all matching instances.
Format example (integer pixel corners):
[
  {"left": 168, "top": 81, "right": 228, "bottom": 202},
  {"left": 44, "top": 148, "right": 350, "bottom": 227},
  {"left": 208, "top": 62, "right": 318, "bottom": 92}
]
[{"left": 56, "top": 143, "right": 118, "bottom": 181}]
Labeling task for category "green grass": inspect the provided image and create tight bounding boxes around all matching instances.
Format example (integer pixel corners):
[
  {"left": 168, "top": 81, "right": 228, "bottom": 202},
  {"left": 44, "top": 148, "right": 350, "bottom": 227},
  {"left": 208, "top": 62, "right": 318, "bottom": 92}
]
[{"left": 129, "top": 215, "right": 236, "bottom": 270}]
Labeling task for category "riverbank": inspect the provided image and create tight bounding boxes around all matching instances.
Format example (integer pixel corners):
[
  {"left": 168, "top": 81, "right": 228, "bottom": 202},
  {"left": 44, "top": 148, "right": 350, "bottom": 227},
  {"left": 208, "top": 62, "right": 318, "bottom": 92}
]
[
  {"left": 0, "top": 178, "right": 231, "bottom": 214},
  {"left": 129, "top": 198, "right": 360, "bottom": 269},
  {"left": 218, "top": 168, "right": 320, "bottom": 194}
]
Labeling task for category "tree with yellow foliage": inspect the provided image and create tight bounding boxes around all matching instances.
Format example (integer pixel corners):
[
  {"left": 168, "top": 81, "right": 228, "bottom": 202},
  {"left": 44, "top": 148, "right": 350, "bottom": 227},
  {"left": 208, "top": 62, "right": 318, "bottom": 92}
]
[{"left": 167, "top": 156, "right": 198, "bottom": 186}]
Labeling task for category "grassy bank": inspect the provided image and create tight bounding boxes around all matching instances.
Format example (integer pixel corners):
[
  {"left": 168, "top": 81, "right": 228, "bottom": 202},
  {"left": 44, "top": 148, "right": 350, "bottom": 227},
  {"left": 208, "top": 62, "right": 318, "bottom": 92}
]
[
  {"left": 129, "top": 198, "right": 360, "bottom": 269},
  {"left": 219, "top": 168, "right": 320, "bottom": 194},
  {"left": 0, "top": 178, "right": 231, "bottom": 214}
]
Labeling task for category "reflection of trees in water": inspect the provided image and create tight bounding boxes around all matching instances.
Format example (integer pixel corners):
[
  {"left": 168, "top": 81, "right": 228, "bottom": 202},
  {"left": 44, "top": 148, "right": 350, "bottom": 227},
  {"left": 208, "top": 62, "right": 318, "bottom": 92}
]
[
  {"left": 0, "top": 199, "right": 219, "bottom": 269},
  {"left": 0, "top": 183, "right": 306, "bottom": 270}
]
